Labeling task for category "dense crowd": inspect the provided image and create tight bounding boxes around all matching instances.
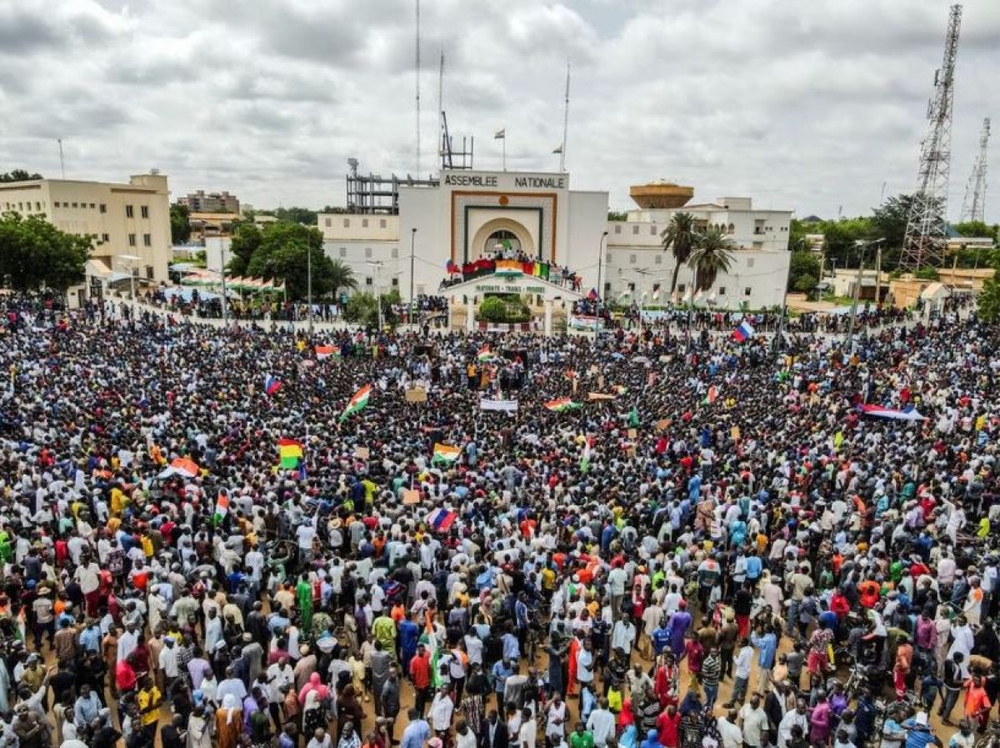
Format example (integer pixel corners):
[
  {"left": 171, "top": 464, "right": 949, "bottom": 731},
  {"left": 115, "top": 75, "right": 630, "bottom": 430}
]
[{"left": 0, "top": 295, "right": 996, "bottom": 748}]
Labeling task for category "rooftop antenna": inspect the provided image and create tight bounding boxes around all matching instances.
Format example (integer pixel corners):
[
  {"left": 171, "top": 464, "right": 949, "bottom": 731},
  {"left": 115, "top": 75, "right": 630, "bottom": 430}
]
[
  {"left": 58, "top": 139, "right": 65, "bottom": 178},
  {"left": 559, "top": 62, "right": 570, "bottom": 173},
  {"left": 438, "top": 50, "right": 445, "bottom": 162},
  {"left": 415, "top": 0, "right": 421, "bottom": 177}
]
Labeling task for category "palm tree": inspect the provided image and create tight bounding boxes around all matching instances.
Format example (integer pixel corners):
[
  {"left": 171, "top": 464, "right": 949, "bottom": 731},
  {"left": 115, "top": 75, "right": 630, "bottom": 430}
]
[
  {"left": 660, "top": 212, "right": 697, "bottom": 296},
  {"left": 328, "top": 258, "right": 357, "bottom": 298},
  {"left": 688, "top": 227, "right": 736, "bottom": 293}
]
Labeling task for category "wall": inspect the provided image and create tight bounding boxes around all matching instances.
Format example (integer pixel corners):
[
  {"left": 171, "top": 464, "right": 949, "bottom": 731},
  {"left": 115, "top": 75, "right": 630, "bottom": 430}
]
[{"left": 565, "top": 191, "right": 610, "bottom": 291}]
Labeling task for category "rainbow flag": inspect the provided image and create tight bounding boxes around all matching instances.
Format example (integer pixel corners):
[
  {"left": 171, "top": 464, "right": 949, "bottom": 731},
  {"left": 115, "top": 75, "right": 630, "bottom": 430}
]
[
  {"left": 264, "top": 375, "right": 282, "bottom": 396},
  {"left": 545, "top": 398, "right": 582, "bottom": 412},
  {"left": 315, "top": 345, "right": 340, "bottom": 360},
  {"left": 432, "top": 443, "right": 462, "bottom": 464},
  {"left": 340, "top": 384, "right": 372, "bottom": 421},
  {"left": 278, "top": 438, "right": 304, "bottom": 469}
]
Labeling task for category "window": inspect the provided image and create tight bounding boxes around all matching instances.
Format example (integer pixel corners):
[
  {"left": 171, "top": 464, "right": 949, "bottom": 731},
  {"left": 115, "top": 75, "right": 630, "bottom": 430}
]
[
  {"left": 605, "top": 253, "right": 612, "bottom": 265},
  {"left": 654, "top": 254, "right": 663, "bottom": 265},
  {"left": 718, "top": 287, "right": 726, "bottom": 296},
  {"left": 747, "top": 258, "right": 755, "bottom": 268},
  {"left": 380, "top": 219, "right": 387, "bottom": 228},
  {"left": 614, "top": 225, "right": 622, "bottom": 235},
  {"left": 35, "top": 202, "right": 41, "bottom": 211},
  {"left": 391, "top": 277, "right": 399, "bottom": 288},
  {"left": 146, "top": 266, "right": 154, "bottom": 280},
  {"left": 343, "top": 218, "right": 350, "bottom": 228},
  {"left": 52, "top": 201, "right": 58, "bottom": 208},
  {"left": 678, "top": 283, "right": 687, "bottom": 294},
  {"left": 101, "top": 233, "right": 110, "bottom": 243},
  {"left": 752, "top": 241, "right": 763, "bottom": 249},
  {"left": 128, "top": 233, "right": 136, "bottom": 246},
  {"left": 627, "top": 282, "right": 636, "bottom": 292},
  {"left": 650, "top": 225, "right": 657, "bottom": 235},
  {"left": 89, "top": 203, "right": 95, "bottom": 209},
  {"left": 325, "top": 218, "right": 331, "bottom": 227},
  {"left": 629, "top": 254, "right": 637, "bottom": 265},
  {"left": 141, "top": 206, "right": 149, "bottom": 218},
  {"left": 653, "top": 283, "right": 661, "bottom": 295},
  {"left": 391, "top": 247, "right": 399, "bottom": 259},
  {"left": 100, "top": 204, "right": 106, "bottom": 214},
  {"left": 632, "top": 225, "right": 639, "bottom": 235},
  {"left": 71, "top": 202, "right": 78, "bottom": 208},
  {"left": 365, "top": 276, "right": 373, "bottom": 286},
  {"left": 125, "top": 205, "right": 134, "bottom": 218},
  {"left": 339, "top": 247, "right": 347, "bottom": 258},
  {"left": 143, "top": 233, "right": 151, "bottom": 246},
  {"left": 362, "top": 219, "right": 369, "bottom": 228},
  {"left": 364, "top": 247, "right": 372, "bottom": 258},
  {"left": 744, "top": 287, "right": 752, "bottom": 297}
]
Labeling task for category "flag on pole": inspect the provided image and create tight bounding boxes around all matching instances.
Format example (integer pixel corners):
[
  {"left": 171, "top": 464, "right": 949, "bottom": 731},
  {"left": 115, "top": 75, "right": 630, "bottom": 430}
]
[
  {"left": 315, "top": 345, "right": 340, "bottom": 360},
  {"left": 264, "top": 375, "right": 282, "bottom": 396},
  {"left": 732, "top": 320, "right": 755, "bottom": 343},
  {"left": 494, "top": 128, "right": 506, "bottom": 139},
  {"left": 580, "top": 435, "right": 594, "bottom": 473},
  {"left": 431, "top": 443, "right": 462, "bottom": 465},
  {"left": 340, "top": 384, "right": 372, "bottom": 421},
  {"left": 278, "top": 438, "right": 304, "bottom": 469},
  {"left": 544, "top": 398, "right": 582, "bottom": 412},
  {"left": 427, "top": 508, "right": 458, "bottom": 532},
  {"left": 702, "top": 385, "right": 719, "bottom": 405},
  {"left": 213, "top": 494, "right": 229, "bottom": 524},
  {"left": 587, "top": 288, "right": 598, "bottom": 301},
  {"left": 476, "top": 346, "right": 497, "bottom": 362}
]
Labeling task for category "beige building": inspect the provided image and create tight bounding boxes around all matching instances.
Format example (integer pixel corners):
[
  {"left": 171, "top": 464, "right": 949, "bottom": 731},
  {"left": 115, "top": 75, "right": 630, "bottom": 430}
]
[
  {"left": 0, "top": 171, "right": 172, "bottom": 284},
  {"left": 178, "top": 189, "right": 240, "bottom": 214}
]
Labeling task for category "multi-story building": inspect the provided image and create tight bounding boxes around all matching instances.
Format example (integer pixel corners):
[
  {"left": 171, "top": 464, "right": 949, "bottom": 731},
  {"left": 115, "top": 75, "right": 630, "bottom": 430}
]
[
  {"left": 317, "top": 174, "right": 792, "bottom": 312},
  {"left": 0, "top": 171, "right": 172, "bottom": 285},
  {"left": 178, "top": 190, "right": 240, "bottom": 214}
]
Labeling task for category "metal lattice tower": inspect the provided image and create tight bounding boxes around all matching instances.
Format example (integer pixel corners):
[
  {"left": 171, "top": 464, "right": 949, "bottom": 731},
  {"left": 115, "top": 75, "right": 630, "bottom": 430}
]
[
  {"left": 899, "top": 4, "right": 962, "bottom": 272},
  {"left": 960, "top": 117, "right": 991, "bottom": 223}
]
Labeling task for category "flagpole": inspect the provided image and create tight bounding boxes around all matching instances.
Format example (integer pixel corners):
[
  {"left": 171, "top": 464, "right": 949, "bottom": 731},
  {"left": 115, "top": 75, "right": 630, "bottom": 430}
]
[{"left": 502, "top": 128, "right": 506, "bottom": 172}]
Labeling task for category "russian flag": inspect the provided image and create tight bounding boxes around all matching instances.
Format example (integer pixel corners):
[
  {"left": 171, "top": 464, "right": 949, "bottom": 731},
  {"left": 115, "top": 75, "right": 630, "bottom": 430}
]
[
  {"left": 732, "top": 319, "right": 755, "bottom": 343},
  {"left": 588, "top": 288, "right": 598, "bottom": 301},
  {"left": 426, "top": 508, "right": 458, "bottom": 532},
  {"left": 264, "top": 375, "right": 283, "bottom": 395}
]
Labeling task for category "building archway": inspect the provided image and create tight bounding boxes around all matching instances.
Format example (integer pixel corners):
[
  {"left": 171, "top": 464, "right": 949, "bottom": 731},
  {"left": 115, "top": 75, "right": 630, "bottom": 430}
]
[{"left": 470, "top": 218, "right": 535, "bottom": 260}]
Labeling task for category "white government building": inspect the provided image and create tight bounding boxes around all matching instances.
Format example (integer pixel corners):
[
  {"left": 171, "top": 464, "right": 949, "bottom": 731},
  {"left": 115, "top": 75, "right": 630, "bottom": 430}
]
[{"left": 318, "top": 171, "right": 792, "bottom": 324}]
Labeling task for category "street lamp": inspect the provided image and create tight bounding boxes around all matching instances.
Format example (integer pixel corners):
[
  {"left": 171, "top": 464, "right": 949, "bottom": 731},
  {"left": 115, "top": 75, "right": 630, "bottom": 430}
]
[
  {"left": 593, "top": 231, "right": 608, "bottom": 345},
  {"left": 409, "top": 228, "right": 417, "bottom": 330},
  {"left": 846, "top": 238, "right": 884, "bottom": 351}
]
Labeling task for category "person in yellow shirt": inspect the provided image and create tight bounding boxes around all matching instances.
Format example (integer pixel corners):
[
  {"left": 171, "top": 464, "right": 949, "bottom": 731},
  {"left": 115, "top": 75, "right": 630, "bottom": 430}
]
[{"left": 137, "top": 675, "right": 162, "bottom": 741}]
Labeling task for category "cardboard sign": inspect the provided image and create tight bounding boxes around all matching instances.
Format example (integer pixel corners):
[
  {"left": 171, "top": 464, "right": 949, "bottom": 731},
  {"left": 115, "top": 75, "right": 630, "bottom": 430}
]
[
  {"left": 587, "top": 392, "right": 616, "bottom": 401},
  {"left": 402, "top": 489, "right": 421, "bottom": 505},
  {"left": 354, "top": 446, "right": 370, "bottom": 460},
  {"left": 655, "top": 419, "right": 671, "bottom": 431},
  {"left": 405, "top": 387, "right": 428, "bottom": 403},
  {"left": 480, "top": 399, "right": 519, "bottom": 412}
]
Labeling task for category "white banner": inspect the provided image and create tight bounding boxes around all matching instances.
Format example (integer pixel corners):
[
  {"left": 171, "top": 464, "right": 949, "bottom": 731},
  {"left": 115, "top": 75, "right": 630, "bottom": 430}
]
[{"left": 480, "top": 399, "right": 519, "bottom": 412}]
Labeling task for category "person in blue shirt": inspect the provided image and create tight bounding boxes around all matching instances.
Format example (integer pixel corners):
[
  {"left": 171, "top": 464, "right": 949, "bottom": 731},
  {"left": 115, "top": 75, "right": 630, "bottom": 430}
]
[
  {"left": 745, "top": 551, "right": 763, "bottom": 583},
  {"left": 651, "top": 617, "right": 671, "bottom": 656},
  {"left": 491, "top": 659, "right": 514, "bottom": 709},
  {"left": 398, "top": 612, "right": 421, "bottom": 670},
  {"left": 901, "top": 712, "right": 942, "bottom": 748},
  {"left": 400, "top": 708, "right": 431, "bottom": 748},
  {"left": 750, "top": 624, "right": 778, "bottom": 692}
]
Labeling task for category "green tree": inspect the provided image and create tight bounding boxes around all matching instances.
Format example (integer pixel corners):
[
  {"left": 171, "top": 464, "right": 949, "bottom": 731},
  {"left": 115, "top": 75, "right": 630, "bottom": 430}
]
[
  {"left": 344, "top": 289, "right": 402, "bottom": 327},
  {"left": 328, "top": 259, "right": 357, "bottom": 298},
  {"left": 976, "top": 254, "right": 1000, "bottom": 322},
  {"left": 952, "top": 221, "right": 998, "bottom": 241},
  {"left": 0, "top": 212, "right": 91, "bottom": 290},
  {"left": 170, "top": 203, "right": 192, "bottom": 244},
  {"left": 788, "top": 217, "right": 818, "bottom": 252},
  {"left": 914, "top": 266, "right": 940, "bottom": 281},
  {"left": 688, "top": 227, "right": 735, "bottom": 293},
  {"left": 788, "top": 250, "right": 821, "bottom": 291},
  {"left": 820, "top": 217, "right": 875, "bottom": 269},
  {"left": 607, "top": 210, "right": 628, "bottom": 221},
  {"left": 227, "top": 221, "right": 263, "bottom": 276},
  {"left": 272, "top": 207, "right": 318, "bottom": 225},
  {"left": 321, "top": 205, "right": 352, "bottom": 214},
  {"left": 0, "top": 170, "right": 42, "bottom": 182},
  {"left": 242, "top": 222, "right": 333, "bottom": 299},
  {"left": 660, "top": 212, "right": 697, "bottom": 295}
]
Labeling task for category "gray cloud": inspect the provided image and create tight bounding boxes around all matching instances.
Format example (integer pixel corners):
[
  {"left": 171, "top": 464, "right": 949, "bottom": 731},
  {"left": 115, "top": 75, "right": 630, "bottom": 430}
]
[{"left": 0, "top": 0, "right": 996, "bottom": 222}]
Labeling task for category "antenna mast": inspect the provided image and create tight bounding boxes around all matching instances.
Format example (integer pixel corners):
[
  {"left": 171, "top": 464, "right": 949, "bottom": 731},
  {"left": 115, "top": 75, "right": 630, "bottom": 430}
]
[
  {"left": 58, "top": 139, "right": 66, "bottom": 178},
  {"left": 438, "top": 50, "right": 445, "bottom": 164},
  {"left": 415, "top": 0, "right": 421, "bottom": 177},
  {"left": 559, "top": 63, "right": 570, "bottom": 173},
  {"left": 960, "top": 117, "right": 991, "bottom": 223},
  {"left": 899, "top": 4, "right": 962, "bottom": 271}
]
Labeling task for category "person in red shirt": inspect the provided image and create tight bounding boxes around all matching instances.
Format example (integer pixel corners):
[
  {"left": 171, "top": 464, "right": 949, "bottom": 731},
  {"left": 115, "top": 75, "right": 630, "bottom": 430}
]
[
  {"left": 657, "top": 704, "right": 681, "bottom": 748},
  {"left": 830, "top": 589, "right": 851, "bottom": 620},
  {"left": 409, "top": 643, "right": 432, "bottom": 714},
  {"left": 116, "top": 652, "right": 139, "bottom": 694}
]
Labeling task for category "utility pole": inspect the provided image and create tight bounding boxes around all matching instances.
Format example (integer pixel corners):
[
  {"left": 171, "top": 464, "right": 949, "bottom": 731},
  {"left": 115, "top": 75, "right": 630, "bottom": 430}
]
[
  {"left": 367, "top": 260, "right": 384, "bottom": 331},
  {"left": 593, "top": 231, "right": 608, "bottom": 346},
  {"left": 409, "top": 228, "right": 417, "bottom": 330},
  {"left": 847, "top": 238, "right": 883, "bottom": 351},
  {"left": 306, "top": 243, "right": 313, "bottom": 334}
]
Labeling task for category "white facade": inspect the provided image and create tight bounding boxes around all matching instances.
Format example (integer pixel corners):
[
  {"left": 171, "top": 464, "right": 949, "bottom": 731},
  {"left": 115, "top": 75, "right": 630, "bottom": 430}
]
[
  {"left": 317, "top": 176, "right": 792, "bottom": 311},
  {"left": 0, "top": 172, "right": 173, "bottom": 283}
]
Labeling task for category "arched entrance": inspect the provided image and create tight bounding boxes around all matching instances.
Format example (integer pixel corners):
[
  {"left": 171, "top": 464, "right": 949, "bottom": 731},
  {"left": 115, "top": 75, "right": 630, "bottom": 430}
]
[
  {"left": 485, "top": 229, "right": 521, "bottom": 256},
  {"left": 470, "top": 218, "right": 535, "bottom": 260}
]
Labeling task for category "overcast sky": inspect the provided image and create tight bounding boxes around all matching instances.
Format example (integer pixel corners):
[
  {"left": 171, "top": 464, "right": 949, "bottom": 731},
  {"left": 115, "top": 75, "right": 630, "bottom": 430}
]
[{"left": 1, "top": 0, "right": 996, "bottom": 220}]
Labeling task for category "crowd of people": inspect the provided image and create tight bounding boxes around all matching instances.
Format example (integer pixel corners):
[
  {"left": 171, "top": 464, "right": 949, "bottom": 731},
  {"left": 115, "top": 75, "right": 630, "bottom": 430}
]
[{"left": 0, "top": 293, "right": 996, "bottom": 748}]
